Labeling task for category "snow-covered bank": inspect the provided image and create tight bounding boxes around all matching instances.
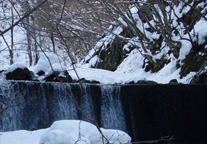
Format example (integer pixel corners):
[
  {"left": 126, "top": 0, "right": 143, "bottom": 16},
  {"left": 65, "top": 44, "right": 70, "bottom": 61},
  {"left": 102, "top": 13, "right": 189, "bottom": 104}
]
[
  {"left": 1, "top": 120, "right": 131, "bottom": 144},
  {"left": 70, "top": 49, "right": 196, "bottom": 84},
  {"left": 0, "top": 50, "right": 196, "bottom": 84}
]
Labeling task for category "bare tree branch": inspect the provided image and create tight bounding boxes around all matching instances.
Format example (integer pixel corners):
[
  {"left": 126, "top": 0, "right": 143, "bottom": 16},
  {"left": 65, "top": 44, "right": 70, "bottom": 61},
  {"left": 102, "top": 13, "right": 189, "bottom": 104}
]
[
  {"left": 0, "top": 91, "right": 25, "bottom": 117},
  {"left": 0, "top": 0, "right": 48, "bottom": 36}
]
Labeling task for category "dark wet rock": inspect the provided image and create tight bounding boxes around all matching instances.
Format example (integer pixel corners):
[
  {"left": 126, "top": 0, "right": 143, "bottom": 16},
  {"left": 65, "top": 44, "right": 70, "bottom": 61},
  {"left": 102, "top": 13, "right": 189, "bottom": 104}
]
[
  {"left": 74, "top": 78, "right": 100, "bottom": 84},
  {"left": 180, "top": 42, "right": 207, "bottom": 78},
  {"left": 169, "top": 79, "right": 178, "bottom": 84},
  {"left": 128, "top": 80, "right": 157, "bottom": 85},
  {"left": 44, "top": 71, "right": 60, "bottom": 82},
  {"left": 6, "top": 68, "right": 33, "bottom": 80},
  {"left": 190, "top": 71, "right": 207, "bottom": 84},
  {"left": 37, "top": 70, "right": 45, "bottom": 76},
  {"left": 62, "top": 71, "right": 73, "bottom": 82},
  {"left": 45, "top": 71, "right": 73, "bottom": 82}
]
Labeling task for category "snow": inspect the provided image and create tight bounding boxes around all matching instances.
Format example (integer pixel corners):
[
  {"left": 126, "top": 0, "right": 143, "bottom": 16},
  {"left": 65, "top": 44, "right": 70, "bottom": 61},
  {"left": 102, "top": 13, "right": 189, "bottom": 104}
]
[
  {"left": 0, "top": 42, "right": 197, "bottom": 84},
  {"left": 1, "top": 129, "right": 47, "bottom": 144},
  {"left": 179, "top": 40, "right": 192, "bottom": 60},
  {"left": 29, "top": 52, "right": 66, "bottom": 76},
  {"left": 193, "top": 19, "right": 207, "bottom": 45},
  {"left": 70, "top": 48, "right": 194, "bottom": 84},
  {"left": 6, "top": 63, "right": 27, "bottom": 73},
  {"left": 2, "top": 1, "right": 206, "bottom": 84},
  {"left": 1, "top": 1, "right": 207, "bottom": 144},
  {"left": 0, "top": 120, "right": 131, "bottom": 144}
]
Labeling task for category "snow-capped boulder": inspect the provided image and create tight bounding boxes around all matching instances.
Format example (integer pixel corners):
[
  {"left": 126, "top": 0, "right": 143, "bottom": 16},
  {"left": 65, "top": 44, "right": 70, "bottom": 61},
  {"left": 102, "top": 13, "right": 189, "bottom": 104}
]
[
  {"left": 39, "top": 120, "right": 131, "bottom": 144},
  {"left": 6, "top": 63, "right": 34, "bottom": 80},
  {"left": 44, "top": 71, "right": 72, "bottom": 82}
]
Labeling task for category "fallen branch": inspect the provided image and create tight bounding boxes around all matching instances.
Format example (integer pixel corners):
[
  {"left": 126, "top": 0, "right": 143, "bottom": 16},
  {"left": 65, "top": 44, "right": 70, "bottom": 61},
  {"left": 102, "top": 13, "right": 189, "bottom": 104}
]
[{"left": 130, "top": 135, "right": 175, "bottom": 144}]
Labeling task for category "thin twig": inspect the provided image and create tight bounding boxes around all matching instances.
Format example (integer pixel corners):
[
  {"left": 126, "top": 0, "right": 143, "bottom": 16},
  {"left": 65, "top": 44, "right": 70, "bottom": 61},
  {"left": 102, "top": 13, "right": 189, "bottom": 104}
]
[
  {"left": 130, "top": 135, "right": 175, "bottom": 144},
  {"left": 0, "top": 0, "right": 48, "bottom": 36}
]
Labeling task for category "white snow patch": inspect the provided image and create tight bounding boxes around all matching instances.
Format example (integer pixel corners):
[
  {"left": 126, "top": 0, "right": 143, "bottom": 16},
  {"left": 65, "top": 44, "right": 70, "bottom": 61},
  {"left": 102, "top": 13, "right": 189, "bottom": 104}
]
[
  {"left": 7, "top": 63, "right": 27, "bottom": 73},
  {"left": 30, "top": 52, "right": 61, "bottom": 75},
  {"left": 1, "top": 129, "right": 47, "bottom": 144},
  {"left": 39, "top": 120, "right": 131, "bottom": 144},
  {"left": 1, "top": 120, "right": 131, "bottom": 144},
  {"left": 179, "top": 40, "right": 192, "bottom": 60},
  {"left": 193, "top": 19, "right": 207, "bottom": 45},
  {"left": 89, "top": 55, "right": 101, "bottom": 67}
]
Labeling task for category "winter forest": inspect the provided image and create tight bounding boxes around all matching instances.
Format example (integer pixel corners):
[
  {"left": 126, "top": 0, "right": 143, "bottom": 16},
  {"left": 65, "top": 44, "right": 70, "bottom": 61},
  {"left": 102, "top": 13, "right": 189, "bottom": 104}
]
[
  {"left": 0, "top": 0, "right": 206, "bottom": 84},
  {"left": 1, "top": 0, "right": 207, "bottom": 144}
]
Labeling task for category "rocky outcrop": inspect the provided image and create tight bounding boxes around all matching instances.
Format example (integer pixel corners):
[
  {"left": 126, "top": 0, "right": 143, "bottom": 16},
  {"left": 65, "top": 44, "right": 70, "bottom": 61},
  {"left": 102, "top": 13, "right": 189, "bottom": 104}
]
[
  {"left": 6, "top": 68, "right": 33, "bottom": 80},
  {"left": 180, "top": 42, "right": 207, "bottom": 82},
  {"left": 89, "top": 28, "right": 134, "bottom": 71},
  {"left": 190, "top": 71, "right": 207, "bottom": 84}
]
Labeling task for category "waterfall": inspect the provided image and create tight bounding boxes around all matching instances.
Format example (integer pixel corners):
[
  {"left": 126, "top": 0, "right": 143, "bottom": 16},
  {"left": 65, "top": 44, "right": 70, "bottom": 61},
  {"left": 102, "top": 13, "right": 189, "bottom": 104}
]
[
  {"left": 0, "top": 81, "right": 126, "bottom": 132},
  {"left": 1, "top": 82, "right": 207, "bottom": 143},
  {"left": 100, "top": 85, "right": 126, "bottom": 132},
  {"left": 0, "top": 81, "right": 24, "bottom": 131}
]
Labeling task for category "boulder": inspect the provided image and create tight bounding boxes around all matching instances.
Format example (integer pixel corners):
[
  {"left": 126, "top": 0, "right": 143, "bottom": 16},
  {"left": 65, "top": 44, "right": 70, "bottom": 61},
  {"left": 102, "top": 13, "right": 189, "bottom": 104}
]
[
  {"left": 44, "top": 71, "right": 60, "bottom": 82},
  {"left": 128, "top": 80, "right": 157, "bottom": 85},
  {"left": 6, "top": 67, "right": 33, "bottom": 80},
  {"left": 169, "top": 79, "right": 178, "bottom": 84},
  {"left": 37, "top": 70, "right": 45, "bottom": 76},
  {"left": 75, "top": 78, "right": 100, "bottom": 84},
  {"left": 45, "top": 71, "right": 72, "bottom": 82}
]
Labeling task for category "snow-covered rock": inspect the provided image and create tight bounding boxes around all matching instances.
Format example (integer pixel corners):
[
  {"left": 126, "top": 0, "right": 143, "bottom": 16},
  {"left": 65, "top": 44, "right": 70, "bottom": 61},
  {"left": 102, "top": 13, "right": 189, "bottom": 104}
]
[
  {"left": 5, "top": 63, "right": 34, "bottom": 80},
  {"left": 39, "top": 120, "right": 131, "bottom": 144}
]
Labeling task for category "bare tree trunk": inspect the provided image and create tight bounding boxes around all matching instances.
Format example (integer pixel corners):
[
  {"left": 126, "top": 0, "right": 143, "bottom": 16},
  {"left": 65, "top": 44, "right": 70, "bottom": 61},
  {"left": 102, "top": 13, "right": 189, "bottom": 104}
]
[
  {"left": 33, "top": 20, "right": 39, "bottom": 65},
  {"left": 25, "top": 1, "right": 32, "bottom": 66},
  {"left": 26, "top": 18, "right": 32, "bottom": 66},
  {"left": 10, "top": 6, "right": 14, "bottom": 65},
  {"left": 51, "top": 32, "right": 56, "bottom": 53}
]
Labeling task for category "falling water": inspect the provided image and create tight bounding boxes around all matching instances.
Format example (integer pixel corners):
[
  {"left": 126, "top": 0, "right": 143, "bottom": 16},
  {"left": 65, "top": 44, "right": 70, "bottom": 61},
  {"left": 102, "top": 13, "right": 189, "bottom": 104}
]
[
  {"left": 0, "top": 81, "right": 127, "bottom": 132},
  {"left": 100, "top": 85, "right": 126, "bottom": 132},
  {"left": 1, "top": 81, "right": 206, "bottom": 143},
  {"left": 0, "top": 81, "right": 24, "bottom": 130}
]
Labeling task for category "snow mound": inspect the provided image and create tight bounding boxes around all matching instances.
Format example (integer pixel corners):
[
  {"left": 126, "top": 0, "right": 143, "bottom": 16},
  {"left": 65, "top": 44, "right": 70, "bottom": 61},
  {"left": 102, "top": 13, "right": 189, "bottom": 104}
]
[
  {"left": 39, "top": 120, "right": 131, "bottom": 144},
  {"left": 7, "top": 63, "right": 27, "bottom": 73},
  {"left": 30, "top": 52, "right": 64, "bottom": 75}
]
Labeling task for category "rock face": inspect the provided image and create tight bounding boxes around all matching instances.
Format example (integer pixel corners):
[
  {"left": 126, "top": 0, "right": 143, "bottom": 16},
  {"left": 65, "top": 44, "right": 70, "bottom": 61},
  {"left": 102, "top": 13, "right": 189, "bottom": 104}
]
[
  {"left": 6, "top": 68, "right": 33, "bottom": 80},
  {"left": 84, "top": 1, "right": 207, "bottom": 80},
  {"left": 90, "top": 29, "right": 134, "bottom": 71},
  {"left": 190, "top": 71, "right": 207, "bottom": 84}
]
